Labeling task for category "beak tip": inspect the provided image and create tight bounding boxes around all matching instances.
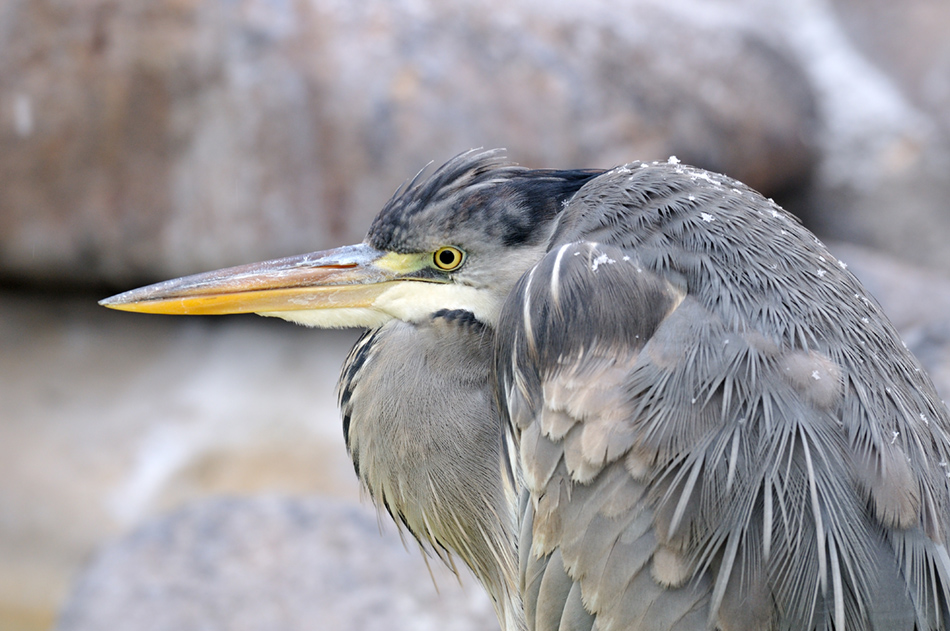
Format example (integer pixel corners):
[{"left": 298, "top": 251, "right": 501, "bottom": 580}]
[{"left": 99, "top": 289, "right": 150, "bottom": 312}]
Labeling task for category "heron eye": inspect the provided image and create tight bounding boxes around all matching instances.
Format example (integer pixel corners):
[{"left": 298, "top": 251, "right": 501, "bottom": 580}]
[{"left": 433, "top": 246, "right": 465, "bottom": 271}]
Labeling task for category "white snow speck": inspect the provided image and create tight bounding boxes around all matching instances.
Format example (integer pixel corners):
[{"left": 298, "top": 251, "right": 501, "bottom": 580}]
[
  {"left": 639, "top": 163, "right": 650, "bottom": 169},
  {"left": 838, "top": 260, "right": 848, "bottom": 269},
  {"left": 771, "top": 210, "right": 781, "bottom": 218},
  {"left": 590, "top": 253, "right": 615, "bottom": 272},
  {"left": 861, "top": 317, "right": 870, "bottom": 324},
  {"left": 920, "top": 413, "right": 930, "bottom": 426},
  {"left": 700, "top": 212, "right": 716, "bottom": 223},
  {"left": 667, "top": 155, "right": 680, "bottom": 165},
  {"left": 691, "top": 172, "right": 721, "bottom": 187},
  {"left": 811, "top": 371, "right": 821, "bottom": 380},
  {"left": 622, "top": 256, "right": 630, "bottom": 261},
  {"left": 688, "top": 194, "right": 696, "bottom": 201},
  {"left": 816, "top": 269, "right": 827, "bottom": 278},
  {"left": 891, "top": 431, "right": 899, "bottom": 444}
]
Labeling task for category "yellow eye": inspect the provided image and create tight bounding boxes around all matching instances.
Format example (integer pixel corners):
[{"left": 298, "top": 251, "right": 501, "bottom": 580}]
[{"left": 433, "top": 246, "right": 465, "bottom": 271}]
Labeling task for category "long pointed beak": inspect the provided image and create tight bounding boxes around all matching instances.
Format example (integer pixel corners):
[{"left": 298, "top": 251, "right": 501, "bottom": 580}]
[{"left": 99, "top": 244, "right": 409, "bottom": 316}]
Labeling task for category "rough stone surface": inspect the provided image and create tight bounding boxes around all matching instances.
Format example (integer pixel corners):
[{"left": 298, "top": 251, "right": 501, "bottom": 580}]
[
  {"left": 0, "top": 291, "right": 360, "bottom": 631},
  {"left": 829, "top": 0, "right": 950, "bottom": 136},
  {"left": 56, "top": 496, "right": 498, "bottom": 631},
  {"left": 812, "top": 0, "right": 950, "bottom": 272},
  {"left": 0, "top": 0, "right": 816, "bottom": 285},
  {"left": 719, "top": 0, "right": 950, "bottom": 273}
]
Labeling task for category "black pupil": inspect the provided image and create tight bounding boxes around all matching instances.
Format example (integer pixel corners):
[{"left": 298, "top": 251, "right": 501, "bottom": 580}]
[{"left": 439, "top": 250, "right": 456, "bottom": 266}]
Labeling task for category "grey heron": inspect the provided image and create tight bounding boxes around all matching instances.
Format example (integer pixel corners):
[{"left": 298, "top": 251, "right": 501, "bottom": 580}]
[{"left": 101, "top": 149, "right": 950, "bottom": 630}]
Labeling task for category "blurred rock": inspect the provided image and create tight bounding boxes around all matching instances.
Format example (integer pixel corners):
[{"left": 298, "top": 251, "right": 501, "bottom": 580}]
[
  {"left": 0, "top": 0, "right": 816, "bottom": 285},
  {"left": 829, "top": 0, "right": 950, "bottom": 136},
  {"left": 812, "top": 0, "right": 950, "bottom": 272},
  {"left": 719, "top": 0, "right": 950, "bottom": 274},
  {"left": 0, "top": 291, "right": 360, "bottom": 631},
  {"left": 57, "top": 496, "right": 497, "bottom": 631}
]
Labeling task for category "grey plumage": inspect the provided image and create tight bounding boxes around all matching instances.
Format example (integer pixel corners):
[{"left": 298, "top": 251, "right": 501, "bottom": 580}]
[
  {"left": 498, "top": 160, "right": 950, "bottom": 630},
  {"left": 102, "top": 149, "right": 950, "bottom": 630},
  {"left": 347, "top": 152, "right": 950, "bottom": 629},
  {"left": 339, "top": 309, "right": 522, "bottom": 630}
]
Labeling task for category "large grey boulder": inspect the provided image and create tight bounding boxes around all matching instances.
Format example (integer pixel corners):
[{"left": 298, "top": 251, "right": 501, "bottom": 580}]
[
  {"left": 57, "top": 496, "right": 498, "bottom": 631},
  {"left": 0, "top": 0, "right": 816, "bottom": 285}
]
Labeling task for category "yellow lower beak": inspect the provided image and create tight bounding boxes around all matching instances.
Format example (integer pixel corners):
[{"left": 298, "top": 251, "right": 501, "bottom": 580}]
[{"left": 99, "top": 244, "right": 408, "bottom": 316}]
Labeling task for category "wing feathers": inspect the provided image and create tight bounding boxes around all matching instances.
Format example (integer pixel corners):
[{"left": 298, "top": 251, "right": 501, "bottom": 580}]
[
  {"left": 535, "top": 550, "right": 576, "bottom": 631},
  {"left": 522, "top": 421, "right": 566, "bottom": 495},
  {"left": 496, "top": 226, "right": 950, "bottom": 630},
  {"left": 559, "top": 581, "right": 595, "bottom": 631}
]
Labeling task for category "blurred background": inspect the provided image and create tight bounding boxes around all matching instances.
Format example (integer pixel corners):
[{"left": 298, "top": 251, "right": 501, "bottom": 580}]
[{"left": 2, "top": 0, "right": 950, "bottom": 629}]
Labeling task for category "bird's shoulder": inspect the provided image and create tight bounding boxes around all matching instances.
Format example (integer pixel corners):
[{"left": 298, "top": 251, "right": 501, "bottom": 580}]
[{"left": 494, "top": 164, "right": 950, "bottom": 629}]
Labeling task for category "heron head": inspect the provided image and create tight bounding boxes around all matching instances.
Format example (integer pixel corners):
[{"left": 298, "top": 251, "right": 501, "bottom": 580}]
[{"left": 101, "top": 150, "right": 600, "bottom": 328}]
